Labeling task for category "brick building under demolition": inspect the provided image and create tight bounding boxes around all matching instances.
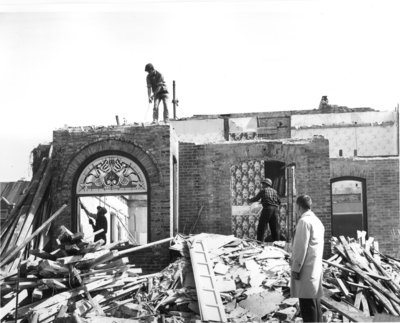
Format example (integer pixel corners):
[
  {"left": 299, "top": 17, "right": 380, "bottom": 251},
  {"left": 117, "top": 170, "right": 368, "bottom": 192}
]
[{"left": 35, "top": 102, "right": 399, "bottom": 271}]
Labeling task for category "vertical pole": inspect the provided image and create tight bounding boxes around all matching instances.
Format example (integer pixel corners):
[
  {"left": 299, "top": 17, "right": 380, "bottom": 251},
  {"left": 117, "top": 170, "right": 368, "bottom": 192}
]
[{"left": 172, "top": 80, "right": 176, "bottom": 119}]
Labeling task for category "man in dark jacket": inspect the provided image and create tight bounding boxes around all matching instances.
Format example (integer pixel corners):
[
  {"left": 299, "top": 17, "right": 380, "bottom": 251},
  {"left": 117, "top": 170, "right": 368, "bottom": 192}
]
[
  {"left": 145, "top": 63, "right": 169, "bottom": 124},
  {"left": 248, "top": 178, "right": 281, "bottom": 242},
  {"left": 82, "top": 205, "right": 108, "bottom": 244}
]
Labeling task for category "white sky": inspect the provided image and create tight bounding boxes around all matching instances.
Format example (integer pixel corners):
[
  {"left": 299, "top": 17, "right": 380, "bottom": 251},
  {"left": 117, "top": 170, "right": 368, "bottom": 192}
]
[{"left": 0, "top": 0, "right": 399, "bottom": 181}]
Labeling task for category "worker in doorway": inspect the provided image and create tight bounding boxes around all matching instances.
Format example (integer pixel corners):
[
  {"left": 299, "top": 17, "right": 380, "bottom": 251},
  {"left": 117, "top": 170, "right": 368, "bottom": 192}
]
[
  {"left": 247, "top": 178, "right": 281, "bottom": 242},
  {"left": 81, "top": 205, "right": 108, "bottom": 244},
  {"left": 145, "top": 63, "right": 169, "bottom": 124},
  {"left": 291, "top": 194, "right": 325, "bottom": 323}
]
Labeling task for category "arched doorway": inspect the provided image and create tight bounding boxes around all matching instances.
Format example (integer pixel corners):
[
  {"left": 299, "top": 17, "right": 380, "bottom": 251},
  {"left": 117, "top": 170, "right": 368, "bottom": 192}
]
[{"left": 74, "top": 154, "right": 149, "bottom": 245}]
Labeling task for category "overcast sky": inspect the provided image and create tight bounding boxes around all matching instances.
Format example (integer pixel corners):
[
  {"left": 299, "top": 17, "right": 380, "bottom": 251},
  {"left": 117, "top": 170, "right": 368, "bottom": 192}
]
[{"left": 0, "top": 0, "right": 399, "bottom": 181}]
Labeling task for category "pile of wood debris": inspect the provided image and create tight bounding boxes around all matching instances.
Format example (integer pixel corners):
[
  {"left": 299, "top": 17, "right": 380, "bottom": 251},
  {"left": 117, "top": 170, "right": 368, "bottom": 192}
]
[
  {"left": 321, "top": 233, "right": 400, "bottom": 322},
  {"left": 2, "top": 229, "right": 400, "bottom": 322}
]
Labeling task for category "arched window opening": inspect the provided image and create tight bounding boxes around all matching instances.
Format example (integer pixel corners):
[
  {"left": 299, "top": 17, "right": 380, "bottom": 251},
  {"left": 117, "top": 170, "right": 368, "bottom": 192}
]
[
  {"left": 75, "top": 154, "right": 148, "bottom": 245},
  {"left": 331, "top": 177, "right": 367, "bottom": 238}
]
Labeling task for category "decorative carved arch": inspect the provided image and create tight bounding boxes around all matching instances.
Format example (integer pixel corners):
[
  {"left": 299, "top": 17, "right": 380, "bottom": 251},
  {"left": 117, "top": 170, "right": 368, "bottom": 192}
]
[
  {"left": 61, "top": 138, "right": 162, "bottom": 187},
  {"left": 60, "top": 138, "right": 161, "bottom": 233}
]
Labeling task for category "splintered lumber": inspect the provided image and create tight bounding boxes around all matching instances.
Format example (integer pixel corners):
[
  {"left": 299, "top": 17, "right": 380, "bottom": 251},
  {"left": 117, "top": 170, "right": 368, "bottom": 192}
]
[
  {"left": 1, "top": 159, "right": 48, "bottom": 255},
  {"left": 0, "top": 204, "right": 67, "bottom": 267},
  {"left": 118, "top": 237, "right": 174, "bottom": 256},
  {"left": 0, "top": 289, "right": 28, "bottom": 320},
  {"left": 12, "top": 159, "right": 53, "bottom": 250},
  {"left": 321, "top": 289, "right": 373, "bottom": 322},
  {"left": 323, "top": 259, "right": 390, "bottom": 281},
  {"left": 370, "top": 287, "right": 398, "bottom": 315},
  {"left": 0, "top": 206, "right": 29, "bottom": 256},
  {"left": 33, "top": 277, "right": 115, "bottom": 310},
  {"left": 348, "top": 263, "right": 400, "bottom": 305}
]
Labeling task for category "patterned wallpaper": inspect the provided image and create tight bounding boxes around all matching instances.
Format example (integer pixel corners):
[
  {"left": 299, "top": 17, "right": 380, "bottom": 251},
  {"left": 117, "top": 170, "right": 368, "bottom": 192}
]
[{"left": 230, "top": 160, "right": 287, "bottom": 240}]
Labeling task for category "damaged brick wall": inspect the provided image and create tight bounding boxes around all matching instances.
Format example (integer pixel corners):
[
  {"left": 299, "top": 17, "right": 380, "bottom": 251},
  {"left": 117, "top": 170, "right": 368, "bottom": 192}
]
[
  {"left": 331, "top": 157, "right": 400, "bottom": 257},
  {"left": 179, "top": 136, "right": 332, "bottom": 256},
  {"left": 50, "top": 125, "right": 172, "bottom": 272}
]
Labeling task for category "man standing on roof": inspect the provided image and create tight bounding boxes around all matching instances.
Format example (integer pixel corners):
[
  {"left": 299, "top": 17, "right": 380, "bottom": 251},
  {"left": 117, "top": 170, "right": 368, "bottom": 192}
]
[
  {"left": 247, "top": 178, "right": 281, "bottom": 242},
  {"left": 145, "top": 63, "right": 169, "bottom": 124}
]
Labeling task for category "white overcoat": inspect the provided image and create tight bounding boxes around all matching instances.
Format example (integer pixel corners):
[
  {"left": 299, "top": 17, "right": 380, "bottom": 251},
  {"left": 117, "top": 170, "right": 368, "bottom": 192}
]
[{"left": 290, "top": 210, "right": 325, "bottom": 298}]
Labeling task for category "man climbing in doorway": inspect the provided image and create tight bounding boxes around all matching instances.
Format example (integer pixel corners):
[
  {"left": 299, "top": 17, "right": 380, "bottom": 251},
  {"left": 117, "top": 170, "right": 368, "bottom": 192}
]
[
  {"left": 145, "top": 63, "right": 169, "bottom": 124},
  {"left": 247, "top": 178, "right": 281, "bottom": 242}
]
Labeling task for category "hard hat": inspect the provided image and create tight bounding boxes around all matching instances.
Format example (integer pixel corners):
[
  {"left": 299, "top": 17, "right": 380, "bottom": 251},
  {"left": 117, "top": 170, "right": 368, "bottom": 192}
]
[
  {"left": 261, "top": 178, "right": 273, "bottom": 186},
  {"left": 145, "top": 63, "right": 154, "bottom": 72}
]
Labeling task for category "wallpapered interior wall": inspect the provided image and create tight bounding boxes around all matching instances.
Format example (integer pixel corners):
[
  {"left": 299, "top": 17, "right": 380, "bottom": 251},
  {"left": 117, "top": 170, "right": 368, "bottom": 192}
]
[{"left": 230, "top": 160, "right": 287, "bottom": 240}]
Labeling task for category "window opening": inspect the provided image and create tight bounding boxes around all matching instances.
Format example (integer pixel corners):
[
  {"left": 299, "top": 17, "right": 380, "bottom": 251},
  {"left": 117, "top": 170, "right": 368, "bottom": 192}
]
[
  {"left": 331, "top": 178, "right": 367, "bottom": 238},
  {"left": 75, "top": 154, "right": 148, "bottom": 245}
]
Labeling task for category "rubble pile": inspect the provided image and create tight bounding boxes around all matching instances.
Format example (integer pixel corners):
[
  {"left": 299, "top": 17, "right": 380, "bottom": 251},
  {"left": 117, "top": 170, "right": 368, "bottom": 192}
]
[
  {"left": 1, "top": 229, "right": 400, "bottom": 322},
  {"left": 321, "top": 234, "right": 400, "bottom": 322}
]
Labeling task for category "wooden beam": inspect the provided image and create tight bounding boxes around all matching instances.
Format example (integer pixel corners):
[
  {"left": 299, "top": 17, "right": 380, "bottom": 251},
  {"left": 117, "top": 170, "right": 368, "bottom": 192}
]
[
  {"left": 321, "top": 289, "right": 372, "bottom": 322},
  {"left": 348, "top": 263, "right": 400, "bottom": 306},
  {"left": 118, "top": 237, "right": 173, "bottom": 257},
  {"left": 323, "top": 259, "right": 390, "bottom": 281},
  {"left": 0, "top": 204, "right": 67, "bottom": 267},
  {"left": 0, "top": 289, "right": 28, "bottom": 320},
  {"left": 12, "top": 159, "right": 53, "bottom": 256}
]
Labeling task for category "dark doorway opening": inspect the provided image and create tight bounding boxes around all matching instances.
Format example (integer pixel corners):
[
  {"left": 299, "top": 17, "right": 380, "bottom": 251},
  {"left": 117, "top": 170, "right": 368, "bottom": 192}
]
[{"left": 264, "top": 160, "right": 286, "bottom": 196}]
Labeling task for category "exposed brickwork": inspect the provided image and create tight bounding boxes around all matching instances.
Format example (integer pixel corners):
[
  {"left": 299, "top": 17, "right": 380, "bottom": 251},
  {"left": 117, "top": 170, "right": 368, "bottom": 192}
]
[
  {"left": 331, "top": 157, "right": 400, "bottom": 257},
  {"left": 50, "top": 125, "right": 172, "bottom": 272},
  {"left": 179, "top": 137, "right": 332, "bottom": 256}
]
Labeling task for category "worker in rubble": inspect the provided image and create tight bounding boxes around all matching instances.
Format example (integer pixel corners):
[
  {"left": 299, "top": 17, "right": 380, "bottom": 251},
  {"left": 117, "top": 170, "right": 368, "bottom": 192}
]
[
  {"left": 145, "top": 63, "right": 169, "bottom": 124},
  {"left": 291, "top": 195, "right": 325, "bottom": 323},
  {"left": 82, "top": 205, "right": 108, "bottom": 244},
  {"left": 247, "top": 178, "right": 281, "bottom": 242}
]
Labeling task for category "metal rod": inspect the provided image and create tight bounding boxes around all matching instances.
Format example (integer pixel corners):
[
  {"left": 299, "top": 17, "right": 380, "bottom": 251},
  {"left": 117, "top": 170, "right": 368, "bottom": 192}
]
[{"left": 172, "top": 80, "right": 176, "bottom": 119}]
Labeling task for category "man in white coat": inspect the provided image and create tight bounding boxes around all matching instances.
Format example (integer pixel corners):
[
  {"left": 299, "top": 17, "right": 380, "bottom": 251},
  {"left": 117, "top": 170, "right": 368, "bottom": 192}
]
[{"left": 291, "top": 195, "right": 325, "bottom": 323}]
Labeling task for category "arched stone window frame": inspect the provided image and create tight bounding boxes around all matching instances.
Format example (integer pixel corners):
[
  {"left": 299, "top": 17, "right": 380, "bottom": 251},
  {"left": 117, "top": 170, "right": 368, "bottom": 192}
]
[{"left": 60, "top": 139, "right": 162, "bottom": 238}]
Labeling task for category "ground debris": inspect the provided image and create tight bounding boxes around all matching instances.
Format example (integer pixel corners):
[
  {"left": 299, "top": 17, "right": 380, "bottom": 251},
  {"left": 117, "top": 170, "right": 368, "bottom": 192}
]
[{"left": 2, "top": 230, "right": 400, "bottom": 322}]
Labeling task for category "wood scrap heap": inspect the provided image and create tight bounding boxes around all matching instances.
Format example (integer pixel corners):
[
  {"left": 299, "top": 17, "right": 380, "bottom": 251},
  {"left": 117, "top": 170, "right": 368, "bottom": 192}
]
[
  {"left": 1, "top": 230, "right": 400, "bottom": 323},
  {"left": 321, "top": 234, "right": 400, "bottom": 322}
]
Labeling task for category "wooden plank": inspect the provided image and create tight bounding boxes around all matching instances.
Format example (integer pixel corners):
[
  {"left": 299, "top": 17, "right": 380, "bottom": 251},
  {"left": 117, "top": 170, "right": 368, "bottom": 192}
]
[
  {"left": 0, "top": 206, "right": 29, "bottom": 256},
  {"left": 70, "top": 266, "right": 105, "bottom": 316},
  {"left": 370, "top": 287, "right": 398, "bottom": 315},
  {"left": 321, "top": 289, "right": 373, "bottom": 322},
  {"left": 118, "top": 237, "right": 174, "bottom": 257},
  {"left": 323, "top": 259, "right": 390, "bottom": 281},
  {"left": 1, "top": 158, "right": 48, "bottom": 251},
  {"left": 363, "top": 248, "right": 400, "bottom": 293},
  {"left": 0, "top": 178, "right": 36, "bottom": 237},
  {"left": 32, "top": 277, "right": 114, "bottom": 310},
  {"left": 11, "top": 159, "right": 53, "bottom": 257},
  {"left": 0, "top": 204, "right": 67, "bottom": 267},
  {"left": 348, "top": 263, "right": 400, "bottom": 306},
  {"left": 0, "top": 289, "right": 28, "bottom": 320}
]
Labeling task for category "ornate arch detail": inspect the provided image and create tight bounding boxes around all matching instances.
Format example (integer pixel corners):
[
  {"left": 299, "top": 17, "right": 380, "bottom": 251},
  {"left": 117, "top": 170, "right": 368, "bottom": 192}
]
[{"left": 60, "top": 138, "right": 163, "bottom": 189}]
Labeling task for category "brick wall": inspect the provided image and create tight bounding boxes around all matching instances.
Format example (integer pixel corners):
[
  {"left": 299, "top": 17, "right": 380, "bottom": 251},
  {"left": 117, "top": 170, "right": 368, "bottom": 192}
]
[
  {"left": 331, "top": 157, "right": 400, "bottom": 257},
  {"left": 50, "top": 124, "right": 172, "bottom": 272},
  {"left": 179, "top": 136, "right": 332, "bottom": 256}
]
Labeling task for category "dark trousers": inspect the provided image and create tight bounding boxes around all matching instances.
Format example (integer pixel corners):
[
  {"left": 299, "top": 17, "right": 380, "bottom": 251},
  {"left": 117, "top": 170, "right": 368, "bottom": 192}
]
[
  {"left": 299, "top": 298, "right": 322, "bottom": 323},
  {"left": 256, "top": 205, "right": 280, "bottom": 242}
]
